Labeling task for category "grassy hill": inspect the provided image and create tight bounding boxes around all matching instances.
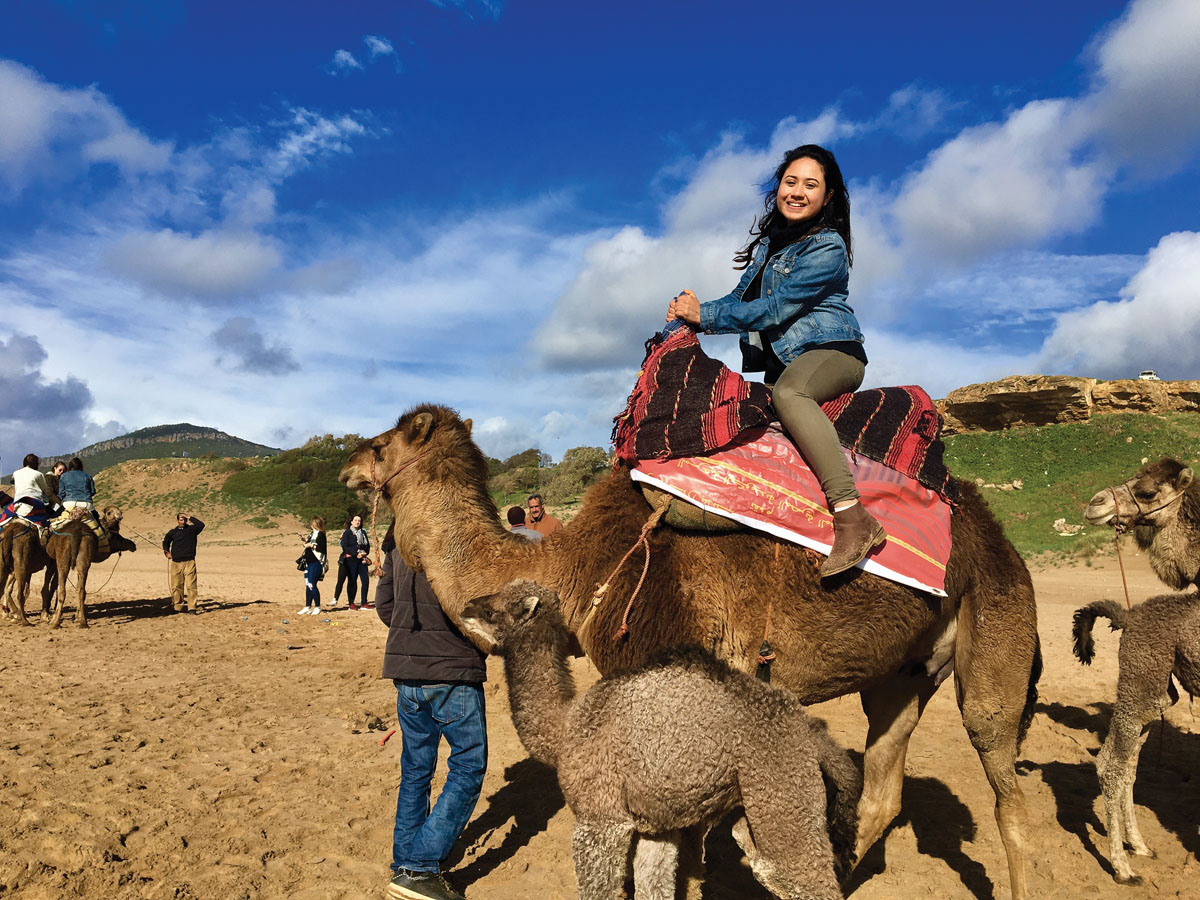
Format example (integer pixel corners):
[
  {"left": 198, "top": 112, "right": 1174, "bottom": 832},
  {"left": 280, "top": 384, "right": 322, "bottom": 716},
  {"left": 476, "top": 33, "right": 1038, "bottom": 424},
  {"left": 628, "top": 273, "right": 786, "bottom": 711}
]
[
  {"left": 45, "top": 423, "right": 280, "bottom": 473},
  {"left": 942, "top": 412, "right": 1200, "bottom": 558}
]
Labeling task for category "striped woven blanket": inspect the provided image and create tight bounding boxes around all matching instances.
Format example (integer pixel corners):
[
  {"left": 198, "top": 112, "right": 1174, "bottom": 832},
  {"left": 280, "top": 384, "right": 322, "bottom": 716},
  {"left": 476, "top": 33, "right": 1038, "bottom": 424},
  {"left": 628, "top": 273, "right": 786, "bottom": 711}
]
[{"left": 612, "top": 323, "right": 956, "bottom": 503}]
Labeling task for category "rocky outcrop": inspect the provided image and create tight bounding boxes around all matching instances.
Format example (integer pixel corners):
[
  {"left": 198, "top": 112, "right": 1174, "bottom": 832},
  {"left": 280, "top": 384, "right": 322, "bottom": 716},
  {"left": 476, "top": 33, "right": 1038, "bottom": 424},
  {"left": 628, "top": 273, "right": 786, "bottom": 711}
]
[{"left": 939, "top": 376, "right": 1200, "bottom": 435}]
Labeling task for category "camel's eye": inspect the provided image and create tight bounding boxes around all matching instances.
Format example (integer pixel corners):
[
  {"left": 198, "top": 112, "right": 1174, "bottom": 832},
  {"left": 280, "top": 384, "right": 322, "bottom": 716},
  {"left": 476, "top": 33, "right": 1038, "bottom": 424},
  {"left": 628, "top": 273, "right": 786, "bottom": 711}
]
[
  {"left": 371, "top": 444, "right": 383, "bottom": 459},
  {"left": 1135, "top": 490, "right": 1157, "bottom": 502}
]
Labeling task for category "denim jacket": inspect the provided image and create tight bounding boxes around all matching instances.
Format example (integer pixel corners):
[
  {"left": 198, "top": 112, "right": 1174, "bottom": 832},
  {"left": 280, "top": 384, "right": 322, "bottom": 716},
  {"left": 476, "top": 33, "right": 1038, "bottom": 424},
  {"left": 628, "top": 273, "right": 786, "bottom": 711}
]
[{"left": 698, "top": 229, "right": 863, "bottom": 371}]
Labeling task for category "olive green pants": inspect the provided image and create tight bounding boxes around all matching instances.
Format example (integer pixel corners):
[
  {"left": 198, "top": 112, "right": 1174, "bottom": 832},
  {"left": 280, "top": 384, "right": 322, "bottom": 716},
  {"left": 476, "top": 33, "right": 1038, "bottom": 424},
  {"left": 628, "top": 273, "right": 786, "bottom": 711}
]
[{"left": 770, "top": 349, "right": 865, "bottom": 506}]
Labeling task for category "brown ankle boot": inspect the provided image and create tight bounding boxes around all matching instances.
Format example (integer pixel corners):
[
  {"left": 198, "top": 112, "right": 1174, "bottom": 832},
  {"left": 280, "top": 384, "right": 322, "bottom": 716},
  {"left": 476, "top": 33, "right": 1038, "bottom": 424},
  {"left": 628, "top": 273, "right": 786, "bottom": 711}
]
[{"left": 821, "top": 503, "right": 887, "bottom": 577}]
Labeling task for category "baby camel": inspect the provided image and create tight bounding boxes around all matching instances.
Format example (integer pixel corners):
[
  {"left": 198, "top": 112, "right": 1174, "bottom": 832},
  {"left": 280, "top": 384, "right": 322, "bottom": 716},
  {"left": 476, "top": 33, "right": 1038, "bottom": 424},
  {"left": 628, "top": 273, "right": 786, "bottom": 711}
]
[
  {"left": 1072, "top": 593, "right": 1200, "bottom": 884},
  {"left": 460, "top": 580, "right": 861, "bottom": 900}
]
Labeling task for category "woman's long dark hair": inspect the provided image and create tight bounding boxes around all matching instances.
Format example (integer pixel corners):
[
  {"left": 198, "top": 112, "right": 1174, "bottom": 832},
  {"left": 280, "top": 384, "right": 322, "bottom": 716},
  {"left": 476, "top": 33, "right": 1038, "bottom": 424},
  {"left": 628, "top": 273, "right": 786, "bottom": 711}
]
[{"left": 733, "top": 144, "right": 852, "bottom": 270}]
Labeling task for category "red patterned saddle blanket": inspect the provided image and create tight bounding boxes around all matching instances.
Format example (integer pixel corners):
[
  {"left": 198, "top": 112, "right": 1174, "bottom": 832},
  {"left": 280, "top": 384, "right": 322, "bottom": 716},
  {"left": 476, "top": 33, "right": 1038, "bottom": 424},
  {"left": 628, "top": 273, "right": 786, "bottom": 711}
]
[{"left": 612, "top": 323, "right": 957, "bottom": 503}]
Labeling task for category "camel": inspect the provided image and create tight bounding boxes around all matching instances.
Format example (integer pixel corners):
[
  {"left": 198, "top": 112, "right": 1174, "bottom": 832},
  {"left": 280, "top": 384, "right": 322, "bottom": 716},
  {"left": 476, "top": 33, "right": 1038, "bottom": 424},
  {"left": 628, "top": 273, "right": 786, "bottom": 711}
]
[
  {"left": 1071, "top": 594, "right": 1200, "bottom": 883},
  {"left": 0, "top": 520, "right": 55, "bottom": 623},
  {"left": 0, "top": 508, "right": 136, "bottom": 627},
  {"left": 340, "top": 404, "right": 1041, "bottom": 900},
  {"left": 1085, "top": 458, "right": 1200, "bottom": 590},
  {"left": 459, "top": 579, "right": 861, "bottom": 900}
]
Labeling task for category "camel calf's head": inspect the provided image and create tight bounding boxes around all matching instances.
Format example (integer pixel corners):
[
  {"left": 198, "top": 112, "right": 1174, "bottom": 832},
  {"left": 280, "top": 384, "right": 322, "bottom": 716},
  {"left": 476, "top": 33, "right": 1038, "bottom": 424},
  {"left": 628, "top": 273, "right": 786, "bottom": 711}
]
[
  {"left": 460, "top": 579, "right": 562, "bottom": 654},
  {"left": 1086, "top": 458, "right": 1193, "bottom": 533}
]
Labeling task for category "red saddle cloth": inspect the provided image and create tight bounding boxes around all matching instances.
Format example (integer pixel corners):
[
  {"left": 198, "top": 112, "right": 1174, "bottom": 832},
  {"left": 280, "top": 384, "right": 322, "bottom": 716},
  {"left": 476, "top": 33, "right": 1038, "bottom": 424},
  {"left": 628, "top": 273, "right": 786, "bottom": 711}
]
[
  {"left": 632, "top": 424, "right": 952, "bottom": 596},
  {"left": 612, "top": 323, "right": 956, "bottom": 503}
]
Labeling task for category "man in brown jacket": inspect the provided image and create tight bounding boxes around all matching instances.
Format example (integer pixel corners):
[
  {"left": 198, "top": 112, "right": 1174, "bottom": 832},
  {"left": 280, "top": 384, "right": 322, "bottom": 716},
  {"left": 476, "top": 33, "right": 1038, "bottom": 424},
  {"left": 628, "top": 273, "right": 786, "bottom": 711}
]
[{"left": 525, "top": 493, "right": 562, "bottom": 537}]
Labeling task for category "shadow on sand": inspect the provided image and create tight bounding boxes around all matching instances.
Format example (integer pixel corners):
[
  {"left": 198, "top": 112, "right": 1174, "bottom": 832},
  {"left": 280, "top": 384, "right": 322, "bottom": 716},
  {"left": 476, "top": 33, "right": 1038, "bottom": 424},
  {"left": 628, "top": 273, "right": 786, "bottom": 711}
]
[
  {"left": 449, "top": 757, "right": 566, "bottom": 883},
  {"left": 1027, "top": 699, "right": 1200, "bottom": 879}
]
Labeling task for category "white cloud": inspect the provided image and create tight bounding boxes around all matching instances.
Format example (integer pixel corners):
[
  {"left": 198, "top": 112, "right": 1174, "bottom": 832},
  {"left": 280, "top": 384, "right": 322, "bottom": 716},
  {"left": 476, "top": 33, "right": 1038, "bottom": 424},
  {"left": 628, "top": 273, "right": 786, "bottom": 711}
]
[
  {"left": 265, "top": 108, "right": 367, "bottom": 180},
  {"left": 0, "top": 59, "right": 172, "bottom": 195},
  {"left": 1085, "top": 0, "right": 1200, "bottom": 166},
  {"left": 892, "top": 99, "right": 1101, "bottom": 262},
  {"left": 364, "top": 35, "right": 395, "bottom": 58},
  {"left": 1037, "top": 231, "right": 1200, "bottom": 380},
  {"left": 104, "top": 229, "right": 282, "bottom": 300},
  {"left": 329, "top": 49, "right": 362, "bottom": 72}
]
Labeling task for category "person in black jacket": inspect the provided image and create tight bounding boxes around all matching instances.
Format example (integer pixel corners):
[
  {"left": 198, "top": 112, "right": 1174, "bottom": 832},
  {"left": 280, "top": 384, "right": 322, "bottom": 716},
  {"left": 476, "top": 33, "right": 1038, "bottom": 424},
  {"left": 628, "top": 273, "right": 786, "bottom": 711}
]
[
  {"left": 375, "top": 531, "right": 486, "bottom": 900},
  {"left": 162, "top": 512, "right": 205, "bottom": 614},
  {"left": 331, "top": 514, "right": 371, "bottom": 611}
]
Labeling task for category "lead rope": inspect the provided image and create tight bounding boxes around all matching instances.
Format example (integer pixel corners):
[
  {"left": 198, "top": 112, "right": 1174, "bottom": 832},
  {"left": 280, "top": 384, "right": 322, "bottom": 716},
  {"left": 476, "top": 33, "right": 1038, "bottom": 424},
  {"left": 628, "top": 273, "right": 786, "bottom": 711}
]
[
  {"left": 579, "top": 504, "right": 668, "bottom": 644},
  {"left": 1109, "top": 487, "right": 1132, "bottom": 610}
]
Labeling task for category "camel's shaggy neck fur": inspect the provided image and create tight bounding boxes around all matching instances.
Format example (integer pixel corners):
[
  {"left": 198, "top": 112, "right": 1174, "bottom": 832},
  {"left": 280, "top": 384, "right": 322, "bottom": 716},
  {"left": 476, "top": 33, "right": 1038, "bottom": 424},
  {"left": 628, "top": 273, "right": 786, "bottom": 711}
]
[{"left": 492, "top": 599, "right": 576, "bottom": 768}]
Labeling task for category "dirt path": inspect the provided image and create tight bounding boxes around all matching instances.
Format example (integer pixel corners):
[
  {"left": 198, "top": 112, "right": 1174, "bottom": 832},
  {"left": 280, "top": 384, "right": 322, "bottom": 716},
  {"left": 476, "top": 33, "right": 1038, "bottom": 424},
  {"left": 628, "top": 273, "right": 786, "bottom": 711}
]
[{"left": 1, "top": 522, "right": 1196, "bottom": 899}]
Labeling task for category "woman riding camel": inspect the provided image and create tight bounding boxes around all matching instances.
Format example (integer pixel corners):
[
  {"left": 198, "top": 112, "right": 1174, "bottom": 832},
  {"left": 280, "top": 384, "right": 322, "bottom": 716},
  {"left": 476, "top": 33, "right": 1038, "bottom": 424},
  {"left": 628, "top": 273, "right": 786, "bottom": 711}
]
[{"left": 667, "top": 144, "right": 884, "bottom": 577}]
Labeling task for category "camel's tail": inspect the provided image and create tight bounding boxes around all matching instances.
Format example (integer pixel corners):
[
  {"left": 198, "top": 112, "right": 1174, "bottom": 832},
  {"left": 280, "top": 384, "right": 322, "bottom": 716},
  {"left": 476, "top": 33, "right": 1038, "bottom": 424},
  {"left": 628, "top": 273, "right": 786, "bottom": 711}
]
[
  {"left": 811, "top": 721, "right": 862, "bottom": 884},
  {"left": 1017, "top": 635, "right": 1042, "bottom": 751},
  {"left": 1071, "top": 600, "right": 1128, "bottom": 665}
]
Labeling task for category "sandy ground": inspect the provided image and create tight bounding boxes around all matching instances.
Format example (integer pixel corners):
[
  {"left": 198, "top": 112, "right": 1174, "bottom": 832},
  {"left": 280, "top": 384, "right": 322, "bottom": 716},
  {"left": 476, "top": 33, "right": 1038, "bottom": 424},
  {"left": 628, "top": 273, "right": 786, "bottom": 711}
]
[{"left": 2, "top": 511, "right": 1198, "bottom": 900}]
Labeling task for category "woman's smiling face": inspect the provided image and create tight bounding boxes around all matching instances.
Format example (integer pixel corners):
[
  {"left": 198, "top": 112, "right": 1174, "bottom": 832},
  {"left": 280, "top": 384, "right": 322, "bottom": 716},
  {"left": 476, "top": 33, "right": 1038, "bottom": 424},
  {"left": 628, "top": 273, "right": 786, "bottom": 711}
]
[{"left": 775, "top": 156, "right": 832, "bottom": 224}]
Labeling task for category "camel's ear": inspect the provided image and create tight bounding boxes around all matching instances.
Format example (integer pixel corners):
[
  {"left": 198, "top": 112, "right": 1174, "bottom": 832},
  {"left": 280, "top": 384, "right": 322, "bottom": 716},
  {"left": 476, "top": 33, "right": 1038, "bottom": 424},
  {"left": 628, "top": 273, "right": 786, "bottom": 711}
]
[
  {"left": 518, "top": 594, "right": 540, "bottom": 620},
  {"left": 407, "top": 412, "right": 435, "bottom": 446},
  {"left": 463, "top": 418, "right": 473, "bottom": 435},
  {"left": 1179, "top": 468, "right": 1194, "bottom": 492}
]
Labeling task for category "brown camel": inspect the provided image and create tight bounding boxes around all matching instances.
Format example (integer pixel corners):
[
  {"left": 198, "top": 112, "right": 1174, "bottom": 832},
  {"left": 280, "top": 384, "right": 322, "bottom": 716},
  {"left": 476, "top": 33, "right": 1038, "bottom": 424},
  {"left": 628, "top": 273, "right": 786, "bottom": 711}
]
[
  {"left": 0, "top": 508, "right": 136, "bottom": 627},
  {"left": 0, "top": 521, "right": 55, "bottom": 623},
  {"left": 1085, "top": 458, "right": 1200, "bottom": 590},
  {"left": 340, "top": 404, "right": 1041, "bottom": 900},
  {"left": 460, "top": 580, "right": 860, "bottom": 900},
  {"left": 1072, "top": 594, "right": 1200, "bottom": 884}
]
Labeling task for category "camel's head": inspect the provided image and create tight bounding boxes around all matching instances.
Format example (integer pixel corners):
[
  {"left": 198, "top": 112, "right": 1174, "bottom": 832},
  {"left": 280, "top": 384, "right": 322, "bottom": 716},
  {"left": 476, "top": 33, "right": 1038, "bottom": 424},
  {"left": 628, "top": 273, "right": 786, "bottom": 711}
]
[
  {"left": 339, "top": 404, "right": 478, "bottom": 494},
  {"left": 1086, "top": 458, "right": 1194, "bottom": 533},
  {"left": 459, "top": 579, "right": 563, "bottom": 654},
  {"left": 100, "top": 506, "right": 123, "bottom": 529}
]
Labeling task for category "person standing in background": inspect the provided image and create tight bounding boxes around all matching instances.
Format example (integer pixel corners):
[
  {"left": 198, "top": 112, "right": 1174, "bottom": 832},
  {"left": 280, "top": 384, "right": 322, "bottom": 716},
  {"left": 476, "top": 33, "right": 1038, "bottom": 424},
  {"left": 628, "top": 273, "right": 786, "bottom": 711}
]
[{"left": 163, "top": 512, "right": 205, "bottom": 614}]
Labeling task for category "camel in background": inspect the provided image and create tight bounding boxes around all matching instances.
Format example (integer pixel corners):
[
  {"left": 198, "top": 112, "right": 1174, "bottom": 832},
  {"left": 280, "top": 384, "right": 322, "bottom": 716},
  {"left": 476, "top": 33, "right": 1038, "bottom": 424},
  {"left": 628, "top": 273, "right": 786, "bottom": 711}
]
[
  {"left": 0, "top": 508, "right": 136, "bottom": 627},
  {"left": 340, "top": 404, "right": 1041, "bottom": 900}
]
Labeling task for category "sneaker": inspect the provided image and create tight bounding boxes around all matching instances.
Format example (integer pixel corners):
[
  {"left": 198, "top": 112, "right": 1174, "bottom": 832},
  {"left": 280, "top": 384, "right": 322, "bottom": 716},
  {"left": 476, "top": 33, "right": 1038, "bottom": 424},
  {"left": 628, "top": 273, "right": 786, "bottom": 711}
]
[
  {"left": 297, "top": 607, "right": 310, "bottom": 616},
  {"left": 327, "top": 598, "right": 338, "bottom": 609},
  {"left": 347, "top": 602, "right": 359, "bottom": 611},
  {"left": 387, "top": 870, "right": 464, "bottom": 900},
  {"left": 361, "top": 602, "right": 374, "bottom": 610}
]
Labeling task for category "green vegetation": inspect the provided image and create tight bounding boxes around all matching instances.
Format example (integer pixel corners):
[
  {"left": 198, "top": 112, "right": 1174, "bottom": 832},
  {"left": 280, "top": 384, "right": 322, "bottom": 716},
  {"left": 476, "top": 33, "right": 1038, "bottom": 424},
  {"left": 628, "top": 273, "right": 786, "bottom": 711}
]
[
  {"left": 943, "top": 413, "right": 1200, "bottom": 558},
  {"left": 489, "top": 446, "right": 611, "bottom": 509},
  {"left": 221, "top": 434, "right": 368, "bottom": 528}
]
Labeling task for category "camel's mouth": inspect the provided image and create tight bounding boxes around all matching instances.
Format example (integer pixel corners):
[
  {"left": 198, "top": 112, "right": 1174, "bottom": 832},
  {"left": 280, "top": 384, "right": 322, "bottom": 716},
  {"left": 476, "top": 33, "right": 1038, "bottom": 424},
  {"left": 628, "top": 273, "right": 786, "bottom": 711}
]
[{"left": 338, "top": 465, "right": 370, "bottom": 491}]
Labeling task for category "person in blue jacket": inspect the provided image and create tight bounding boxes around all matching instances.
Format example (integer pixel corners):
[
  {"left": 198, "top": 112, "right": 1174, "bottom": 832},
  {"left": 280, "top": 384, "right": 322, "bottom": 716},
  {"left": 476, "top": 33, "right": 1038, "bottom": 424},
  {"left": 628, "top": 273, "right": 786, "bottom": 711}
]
[
  {"left": 668, "top": 144, "right": 885, "bottom": 578},
  {"left": 57, "top": 457, "right": 96, "bottom": 511}
]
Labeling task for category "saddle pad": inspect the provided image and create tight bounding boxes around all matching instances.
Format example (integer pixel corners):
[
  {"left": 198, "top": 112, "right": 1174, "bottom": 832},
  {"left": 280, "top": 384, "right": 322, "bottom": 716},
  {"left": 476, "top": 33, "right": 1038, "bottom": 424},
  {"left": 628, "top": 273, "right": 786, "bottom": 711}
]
[{"left": 631, "top": 424, "right": 951, "bottom": 596}]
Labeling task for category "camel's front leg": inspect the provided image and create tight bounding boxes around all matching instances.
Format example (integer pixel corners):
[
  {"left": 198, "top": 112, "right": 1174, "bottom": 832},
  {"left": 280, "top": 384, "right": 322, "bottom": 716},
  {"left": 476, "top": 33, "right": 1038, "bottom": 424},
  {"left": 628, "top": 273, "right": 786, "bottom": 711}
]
[
  {"left": 954, "top": 597, "right": 1038, "bottom": 900},
  {"left": 632, "top": 830, "right": 682, "bottom": 900},
  {"left": 572, "top": 820, "right": 634, "bottom": 900},
  {"left": 39, "top": 567, "right": 56, "bottom": 623},
  {"left": 1100, "top": 719, "right": 1152, "bottom": 884},
  {"left": 855, "top": 669, "right": 940, "bottom": 860},
  {"left": 9, "top": 563, "right": 32, "bottom": 626}
]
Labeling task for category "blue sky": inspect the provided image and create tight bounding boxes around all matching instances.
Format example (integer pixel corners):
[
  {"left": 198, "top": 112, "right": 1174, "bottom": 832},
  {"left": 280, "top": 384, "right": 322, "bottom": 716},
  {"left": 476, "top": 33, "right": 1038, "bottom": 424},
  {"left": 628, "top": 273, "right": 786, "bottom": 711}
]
[{"left": 2, "top": 0, "right": 1198, "bottom": 465}]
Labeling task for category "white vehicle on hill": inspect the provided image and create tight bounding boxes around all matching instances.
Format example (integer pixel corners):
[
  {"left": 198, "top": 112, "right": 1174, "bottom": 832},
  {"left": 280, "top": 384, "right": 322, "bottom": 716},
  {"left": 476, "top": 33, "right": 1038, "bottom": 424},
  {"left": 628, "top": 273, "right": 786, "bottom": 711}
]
[{"left": 1138, "top": 370, "right": 1160, "bottom": 381}]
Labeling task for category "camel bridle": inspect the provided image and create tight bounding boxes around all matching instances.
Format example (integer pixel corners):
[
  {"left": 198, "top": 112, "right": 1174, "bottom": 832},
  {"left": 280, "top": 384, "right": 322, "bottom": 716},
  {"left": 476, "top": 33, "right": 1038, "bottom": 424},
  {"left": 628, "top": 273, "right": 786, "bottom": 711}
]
[
  {"left": 1108, "top": 482, "right": 1183, "bottom": 535},
  {"left": 365, "top": 447, "right": 430, "bottom": 576}
]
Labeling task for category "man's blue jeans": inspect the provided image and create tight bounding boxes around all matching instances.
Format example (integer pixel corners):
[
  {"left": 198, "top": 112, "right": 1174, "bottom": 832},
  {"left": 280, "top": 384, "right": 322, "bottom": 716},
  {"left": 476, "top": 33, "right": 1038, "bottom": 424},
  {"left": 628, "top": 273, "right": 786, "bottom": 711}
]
[{"left": 392, "top": 681, "right": 488, "bottom": 874}]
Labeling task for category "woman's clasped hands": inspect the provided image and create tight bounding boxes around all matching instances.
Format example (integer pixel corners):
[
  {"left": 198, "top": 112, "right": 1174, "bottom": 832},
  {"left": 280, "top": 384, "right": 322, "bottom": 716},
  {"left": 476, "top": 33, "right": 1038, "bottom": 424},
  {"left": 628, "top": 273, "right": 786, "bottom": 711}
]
[{"left": 666, "top": 288, "right": 701, "bottom": 325}]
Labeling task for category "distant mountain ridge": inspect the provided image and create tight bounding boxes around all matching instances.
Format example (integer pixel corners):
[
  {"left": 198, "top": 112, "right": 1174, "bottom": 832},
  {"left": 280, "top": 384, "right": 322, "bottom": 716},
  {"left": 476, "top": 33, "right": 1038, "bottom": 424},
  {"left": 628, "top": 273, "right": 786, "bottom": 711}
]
[{"left": 44, "top": 423, "right": 280, "bottom": 473}]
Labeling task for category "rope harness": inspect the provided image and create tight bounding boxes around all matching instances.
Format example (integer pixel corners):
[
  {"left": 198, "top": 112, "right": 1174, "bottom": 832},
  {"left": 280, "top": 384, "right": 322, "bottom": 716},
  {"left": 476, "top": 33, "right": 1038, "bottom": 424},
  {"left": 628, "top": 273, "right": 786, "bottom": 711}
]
[
  {"left": 1108, "top": 483, "right": 1183, "bottom": 610},
  {"left": 580, "top": 503, "right": 669, "bottom": 644}
]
